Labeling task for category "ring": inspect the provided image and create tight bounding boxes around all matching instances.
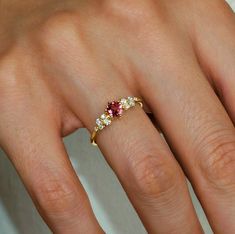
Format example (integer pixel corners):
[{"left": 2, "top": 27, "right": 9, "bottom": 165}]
[{"left": 90, "top": 96, "right": 143, "bottom": 146}]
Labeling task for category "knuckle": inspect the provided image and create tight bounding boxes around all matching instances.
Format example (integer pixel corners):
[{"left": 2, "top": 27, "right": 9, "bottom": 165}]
[
  {"left": 102, "top": 0, "right": 160, "bottom": 25},
  {"left": 197, "top": 131, "right": 235, "bottom": 189},
  {"left": 38, "top": 11, "right": 81, "bottom": 53},
  {"left": 129, "top": 151, "right": 178, "bottom": 198},
  {"left": 34, "top": 176, "right": 79, "bottom": 215}
]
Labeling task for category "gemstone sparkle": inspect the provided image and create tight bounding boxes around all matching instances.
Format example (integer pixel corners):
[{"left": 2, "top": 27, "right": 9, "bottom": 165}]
[
  {"left": 101, "top": 113, "right": 112, "bottom": 126},
  {"left": 106, "top": 101, "right": 123, "bottom": 117},
  {"left": 127, "top": 96, "right": 135, "bottom": 107},
  {"left": 120, "top": 98, "right": 130, "bottom": 110},
  {"left": 96, "top": 118, "right": 104, "bottom": 130}
]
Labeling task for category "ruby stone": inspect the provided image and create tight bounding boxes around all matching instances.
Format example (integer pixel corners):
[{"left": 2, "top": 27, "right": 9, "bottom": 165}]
[{"left": 106, "top": 101, "right": 123, "bottom": 117}]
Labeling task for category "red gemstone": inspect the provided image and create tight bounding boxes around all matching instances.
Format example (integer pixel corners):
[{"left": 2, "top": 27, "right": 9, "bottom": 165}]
[{"left": 106, "top": 101, "right": 123, "bottom": 117}]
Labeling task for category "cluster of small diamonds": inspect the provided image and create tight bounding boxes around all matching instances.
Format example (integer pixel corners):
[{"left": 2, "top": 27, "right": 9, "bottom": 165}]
[
  {"left": 95, "top": 113, "right": 112, "bottom": 130},
  {"left": 95, "top": 96, "right": 136, "bottom": 131},
  {"left": 120, "top": 96, "right": 135, "bottom": 110}
]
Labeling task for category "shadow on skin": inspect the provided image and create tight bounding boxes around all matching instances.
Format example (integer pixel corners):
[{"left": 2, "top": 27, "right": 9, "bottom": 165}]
[
  {"left": 64, "top": 129, "right": 146, "bottom": 234},
  {"left": 0, "top": 129, "right": 146, "bottom": 234}
]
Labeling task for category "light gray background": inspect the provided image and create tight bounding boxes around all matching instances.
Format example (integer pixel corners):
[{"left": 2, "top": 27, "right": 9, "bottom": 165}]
[{"left": 0, "top": 1, "right": 235, "bottom": 233}]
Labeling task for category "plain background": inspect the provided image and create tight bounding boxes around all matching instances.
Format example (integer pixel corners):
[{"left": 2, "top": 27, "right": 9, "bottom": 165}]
[{"left": 0, "top": 1, "right": 235, "bottom": 233}]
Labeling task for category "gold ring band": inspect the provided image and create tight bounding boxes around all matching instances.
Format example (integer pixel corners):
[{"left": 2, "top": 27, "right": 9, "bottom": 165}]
[{"left": 90, "top": 96, "right": 143, "bottom": 146}]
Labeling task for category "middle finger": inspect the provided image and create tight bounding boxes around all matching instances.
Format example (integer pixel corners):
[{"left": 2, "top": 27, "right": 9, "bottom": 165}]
[{"left": 70, "top": 80, "right": 202, "bottom": 233}]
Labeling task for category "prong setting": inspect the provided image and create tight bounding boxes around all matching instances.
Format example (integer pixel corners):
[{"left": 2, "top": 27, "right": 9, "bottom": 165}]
[{"left": 91, "top": 96, "right": 143, "bottom": 145}]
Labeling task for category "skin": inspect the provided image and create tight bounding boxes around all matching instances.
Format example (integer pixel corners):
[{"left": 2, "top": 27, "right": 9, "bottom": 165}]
[{"left": 1, "top": 0, "right": 235, "bottom": 233}]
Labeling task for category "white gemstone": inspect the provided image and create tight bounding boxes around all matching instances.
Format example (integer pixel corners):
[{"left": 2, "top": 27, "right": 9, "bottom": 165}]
[
  {"left": 98, "top": 125, "right": 104, "bottom": 130},
  {"left": 101, "top": 114, "right": 106, "bottom": 120},
  {"left": 127, "top": 96, "right": 135, "bottom": 107},
  {"left": 96, "top": 118, "right": 102, "bottom": 125},
  {"left": 120, "top": 98, "right": 130, "bottom": 110},
  {"left": 100, "top": 114, "right": 111, "bottom": 126},
  {"left": 96, "top": 118, "right": 104, "bottom": 129},
  {"left": 96, "top": 114, "right": 111, "bottom": 126},
  {"left": 103, "top": 118, "right": 111, "bottom": 126}
]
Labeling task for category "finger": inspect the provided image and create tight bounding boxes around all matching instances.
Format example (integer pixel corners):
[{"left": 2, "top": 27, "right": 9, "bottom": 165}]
[
  {"left": 69, "top": 83, "right": 203, "bottom": 233},
  {"left": 0, "top": 101, "right": 103, "bottom": 234},
  {"left": 141, "top": 38, "right": 235, "bottom": 232},
  {"left": 191, "top": 1, "right": 235, "bottom": 121}
]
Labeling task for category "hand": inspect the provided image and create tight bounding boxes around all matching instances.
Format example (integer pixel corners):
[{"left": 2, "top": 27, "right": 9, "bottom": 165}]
[{"left": 1, "top": 0, "right": 235, "bottom": 233}]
